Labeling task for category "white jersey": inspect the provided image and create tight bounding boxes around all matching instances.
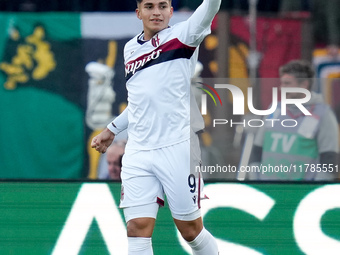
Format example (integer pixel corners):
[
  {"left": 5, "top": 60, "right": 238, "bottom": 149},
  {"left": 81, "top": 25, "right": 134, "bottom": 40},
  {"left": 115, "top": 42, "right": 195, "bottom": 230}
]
[{"left": 108, "top": 0, "right": 221, "bottom": 150}]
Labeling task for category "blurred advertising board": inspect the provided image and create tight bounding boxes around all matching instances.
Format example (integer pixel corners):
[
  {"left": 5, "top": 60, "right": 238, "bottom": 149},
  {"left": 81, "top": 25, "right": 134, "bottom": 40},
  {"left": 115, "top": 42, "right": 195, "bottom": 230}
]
[{"left": 0, "top": 182, "right": 339, "bottom": 254}]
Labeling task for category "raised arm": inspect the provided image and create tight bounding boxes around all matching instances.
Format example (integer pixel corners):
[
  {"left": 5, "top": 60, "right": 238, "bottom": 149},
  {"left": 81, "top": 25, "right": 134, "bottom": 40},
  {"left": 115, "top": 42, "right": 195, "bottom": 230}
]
[
  {"left": 189, "top": 0, "right": 222, "bottom": 29},
  {"left": 178, "top": 0, "right": 221, "bottom": 47}
]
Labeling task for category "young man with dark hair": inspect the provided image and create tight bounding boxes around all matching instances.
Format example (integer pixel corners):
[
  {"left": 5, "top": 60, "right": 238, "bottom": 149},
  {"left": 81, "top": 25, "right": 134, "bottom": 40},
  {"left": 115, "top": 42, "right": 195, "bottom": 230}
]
[
  {"left": 91, "top": 0, "right": 221, "bottom": 254},
  {"left": 279, "top": 60, "right": 315, "bottom": 91},
  {"left": 249, "top": 60, "right": 339, "bottom": 180}
]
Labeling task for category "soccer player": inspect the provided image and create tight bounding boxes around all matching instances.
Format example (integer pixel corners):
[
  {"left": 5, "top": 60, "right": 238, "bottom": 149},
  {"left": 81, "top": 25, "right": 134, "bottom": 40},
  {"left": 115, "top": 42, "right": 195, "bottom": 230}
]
[{"left": 91, "top": 0, "right": 221, "bottom": 254}]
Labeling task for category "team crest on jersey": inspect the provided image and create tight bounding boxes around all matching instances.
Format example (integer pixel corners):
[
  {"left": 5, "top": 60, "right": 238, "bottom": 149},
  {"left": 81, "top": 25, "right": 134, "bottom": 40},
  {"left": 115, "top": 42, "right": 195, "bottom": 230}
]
[{"left": 151, "top": 34, "right": 160, "bottom": 47}]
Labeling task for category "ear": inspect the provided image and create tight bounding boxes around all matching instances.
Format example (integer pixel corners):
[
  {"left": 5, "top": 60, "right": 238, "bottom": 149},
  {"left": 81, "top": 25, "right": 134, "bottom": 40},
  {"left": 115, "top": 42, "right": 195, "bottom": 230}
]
[
  {"left": 169, "top": 6, "right": 174, "bottom": 18},
  {"left": 135, "top": 8, "right": 142, "bottom": 20}
]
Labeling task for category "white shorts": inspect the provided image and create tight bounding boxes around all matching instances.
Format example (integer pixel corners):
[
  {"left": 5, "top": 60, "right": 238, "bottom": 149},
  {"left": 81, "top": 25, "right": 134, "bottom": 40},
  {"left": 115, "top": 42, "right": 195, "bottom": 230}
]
[{"left": 119, "top": 134, "right": 203, "bottom": 217}]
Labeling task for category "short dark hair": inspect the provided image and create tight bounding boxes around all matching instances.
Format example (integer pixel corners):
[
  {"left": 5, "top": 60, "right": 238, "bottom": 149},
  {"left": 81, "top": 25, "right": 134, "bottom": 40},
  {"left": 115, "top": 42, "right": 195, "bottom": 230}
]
[
  {"left": 136, "top": 0, "right": 172, "bottom": 4},
  {"left": 279, "top": 60, "right": 315, "bottom": 89}
]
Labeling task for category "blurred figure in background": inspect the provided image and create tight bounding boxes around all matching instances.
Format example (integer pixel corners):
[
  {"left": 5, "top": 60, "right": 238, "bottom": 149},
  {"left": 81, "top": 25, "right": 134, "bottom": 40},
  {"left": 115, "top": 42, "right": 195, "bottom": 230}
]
[
  {"left": 85, "top": 62, "right": 116, "bottom": 131},
  {"left": 98, "top": 140, "right": 126, "bottom": 180},
  {"left": 280, "top": 0, "right": 340, "bottom": 59},
  {"left": 248, "top": 60, "right": 339, "bottom": 181},
  {"left": 85, "top": 62, "right": 116, "bottom": 179}
]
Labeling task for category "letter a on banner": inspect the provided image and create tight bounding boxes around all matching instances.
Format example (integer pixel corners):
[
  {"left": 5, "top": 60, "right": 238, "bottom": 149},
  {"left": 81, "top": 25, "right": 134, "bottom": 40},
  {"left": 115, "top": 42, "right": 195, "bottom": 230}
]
[{"left": 52, "top": 184, "right": 127, "bottom": 254}]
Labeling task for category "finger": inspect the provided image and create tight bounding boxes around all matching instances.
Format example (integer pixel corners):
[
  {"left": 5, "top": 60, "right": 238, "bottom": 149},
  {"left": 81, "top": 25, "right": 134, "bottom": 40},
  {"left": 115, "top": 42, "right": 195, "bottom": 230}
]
[
  {"left": 91, "top": 138, "right": 98, "bottom": 148},
  {"left": 98, "top": 143, "right": 109, "bottom": 153},
  {"left": 96, "top": 144, "right": 105, "bottom": 153},
  {"left": 102, "top": 144, "right": 109, "bottom": 153}
]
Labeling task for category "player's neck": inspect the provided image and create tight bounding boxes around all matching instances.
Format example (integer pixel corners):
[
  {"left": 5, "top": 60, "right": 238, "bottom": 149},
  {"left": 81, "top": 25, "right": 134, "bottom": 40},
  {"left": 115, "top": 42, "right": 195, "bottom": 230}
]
[
  {"left": 142, "top": 26, "right": 169, "bottom": 41},
  {"left": 143, "top": 30, "right": 157, "bottom": 41}
]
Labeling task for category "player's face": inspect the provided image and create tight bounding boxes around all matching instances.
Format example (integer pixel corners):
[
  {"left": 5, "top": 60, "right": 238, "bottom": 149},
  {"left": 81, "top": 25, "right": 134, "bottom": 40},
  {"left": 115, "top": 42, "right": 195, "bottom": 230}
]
[
  {"left": 280, "top": 73, "right": 309, "bottom": 99},
  {"left": 136, "top": 0, "right": 173, "bottom": 40}
]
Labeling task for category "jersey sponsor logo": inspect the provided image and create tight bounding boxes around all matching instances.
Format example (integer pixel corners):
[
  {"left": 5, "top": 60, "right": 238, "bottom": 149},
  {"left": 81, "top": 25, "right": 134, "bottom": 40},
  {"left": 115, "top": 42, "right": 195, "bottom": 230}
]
[
  {"left": 125, "top": 38, "right": 196, "bottom": 80},
  {"left": 125, "top": 49, "right": 162, "bottom": 76}
]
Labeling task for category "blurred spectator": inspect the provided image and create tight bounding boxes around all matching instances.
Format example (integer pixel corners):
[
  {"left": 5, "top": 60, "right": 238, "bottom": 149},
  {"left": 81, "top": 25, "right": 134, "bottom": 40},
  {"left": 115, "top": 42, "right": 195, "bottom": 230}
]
[
  {"left": 280, "top": 0, "right": 340, "bottom": 58},
  {"left": 98, "top": 140, "right": 126, "bottom": 180},
  {"left": 248, "top": 60, "right": 339, "bottom": 181},
  {"left": 85, "top": 61, "right": 117, "bottom": 179},
  {"left": 85, "top": 62, "right": 116, "bottom": 131}
]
